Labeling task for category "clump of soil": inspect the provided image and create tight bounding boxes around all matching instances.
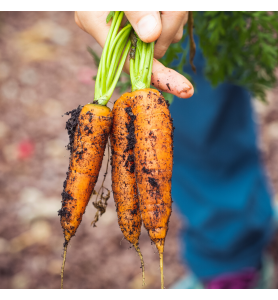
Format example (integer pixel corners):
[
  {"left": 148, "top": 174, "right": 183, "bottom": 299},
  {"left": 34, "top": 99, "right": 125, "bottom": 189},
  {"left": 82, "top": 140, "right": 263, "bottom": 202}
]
[
  {"left": 148, "top": 177, "right": 158, "bottom": 188},
  {"left": 142, "top": 167, "right": 151, "bottom": 174},
  {"left": 58, "top": 190, "right": 73, "bottom": 218},
  {"left": 165, "top": 99, "right": 170, "bottom": 107},
  {"left": 123, "top": 107, "right": 136, "bottom": 174},
  {"left": 64, "top": 105, "right": 83, "bottom": 154},
  {"left": 124, "top": 107, "right": 136, "bottom": 152},
  {"left": 127, "top": 154, "right": 134, "bottom": 162}
]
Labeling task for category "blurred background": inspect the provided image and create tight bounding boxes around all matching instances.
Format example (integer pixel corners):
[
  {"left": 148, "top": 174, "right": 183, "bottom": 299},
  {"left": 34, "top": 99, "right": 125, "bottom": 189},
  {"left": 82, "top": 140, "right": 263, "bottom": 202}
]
[{"left": 0, "top": 11, "right": 277, "bottom": 289}]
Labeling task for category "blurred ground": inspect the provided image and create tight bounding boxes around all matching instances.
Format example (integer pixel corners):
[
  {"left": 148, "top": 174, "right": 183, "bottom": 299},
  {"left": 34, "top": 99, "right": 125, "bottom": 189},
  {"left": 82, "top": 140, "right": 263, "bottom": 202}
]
[{"left": 0, "top": 12, "right": 277, "bottom": 289}]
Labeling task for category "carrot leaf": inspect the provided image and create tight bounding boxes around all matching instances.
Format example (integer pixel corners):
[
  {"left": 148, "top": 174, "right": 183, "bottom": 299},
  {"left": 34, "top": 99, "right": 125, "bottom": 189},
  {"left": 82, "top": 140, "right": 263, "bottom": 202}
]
[{"left": 106, "top": 11, "right": 115, "bottom": 23}]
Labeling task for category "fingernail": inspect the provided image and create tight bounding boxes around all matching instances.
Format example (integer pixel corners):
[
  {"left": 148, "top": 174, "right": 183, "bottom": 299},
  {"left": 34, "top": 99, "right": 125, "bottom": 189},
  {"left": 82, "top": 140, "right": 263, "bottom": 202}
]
[{"left": 137, "top": 15, "right": 158, "bottom": 39}]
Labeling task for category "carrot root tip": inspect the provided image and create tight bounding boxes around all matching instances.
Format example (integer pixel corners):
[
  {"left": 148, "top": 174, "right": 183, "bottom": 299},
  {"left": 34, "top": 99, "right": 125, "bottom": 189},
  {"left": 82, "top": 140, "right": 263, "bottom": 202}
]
[
  {"left": 61, "top": 241, "right": 68, "bottom": 289},
  {"left": 134, "top": 243, "right": 145, "bottom": 287},
  {"left": 159, "top": 252, "right": 164, "bottom": 289}
]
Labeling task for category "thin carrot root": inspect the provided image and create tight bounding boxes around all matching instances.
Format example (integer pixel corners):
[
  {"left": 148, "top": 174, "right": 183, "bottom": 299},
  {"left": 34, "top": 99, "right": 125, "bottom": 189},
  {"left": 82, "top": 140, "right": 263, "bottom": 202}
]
[
  {"left": 134, "top": 243, "right": 145, "bottom": 287},
  {"left": 61, "top": 242, "right": 68, "bottom": 289},
  {"left": 91, "top": 187, "right": 110, "bottom": 227},
  {"left": 159, "top": 252, "right": 164, "bottom": 289},
  {"left": 91, "top": 140, "right": 111, "bottom": 227}
]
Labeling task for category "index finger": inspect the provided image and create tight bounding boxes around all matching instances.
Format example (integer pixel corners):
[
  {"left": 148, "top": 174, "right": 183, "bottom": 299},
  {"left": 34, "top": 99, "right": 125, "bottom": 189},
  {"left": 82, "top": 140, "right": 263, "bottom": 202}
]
[{"left": 151, "top": 59, "right": 194, "bottom": 99}]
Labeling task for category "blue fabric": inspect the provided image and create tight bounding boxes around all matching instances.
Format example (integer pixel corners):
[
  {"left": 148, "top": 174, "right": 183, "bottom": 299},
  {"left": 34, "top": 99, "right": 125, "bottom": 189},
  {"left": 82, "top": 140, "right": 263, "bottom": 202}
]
[{"left": 170, "top": 38, "right": 274, "bottom": 280}]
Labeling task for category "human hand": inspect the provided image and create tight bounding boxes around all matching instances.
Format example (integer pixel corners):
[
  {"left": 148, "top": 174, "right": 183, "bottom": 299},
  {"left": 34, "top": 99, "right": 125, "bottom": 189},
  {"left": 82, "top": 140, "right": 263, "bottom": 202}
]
[{"left": 75, "top": 11, "right": 194, "bottom": 98}]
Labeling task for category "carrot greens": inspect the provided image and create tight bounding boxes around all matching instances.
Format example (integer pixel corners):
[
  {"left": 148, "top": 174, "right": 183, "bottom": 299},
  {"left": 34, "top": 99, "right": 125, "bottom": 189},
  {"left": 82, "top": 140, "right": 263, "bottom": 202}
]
[
  {"left": 130, "top": 32, "right": 154, "bottom": 92},
  {"left": 95, "top": 11, "right": 132, "bottom": 105}
]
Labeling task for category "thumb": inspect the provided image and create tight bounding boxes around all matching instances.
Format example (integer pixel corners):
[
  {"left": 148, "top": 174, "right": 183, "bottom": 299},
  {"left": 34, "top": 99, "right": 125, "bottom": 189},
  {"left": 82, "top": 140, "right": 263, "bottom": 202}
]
[{"left": 124, "top": 11, "right": 162, "bottom": 43}]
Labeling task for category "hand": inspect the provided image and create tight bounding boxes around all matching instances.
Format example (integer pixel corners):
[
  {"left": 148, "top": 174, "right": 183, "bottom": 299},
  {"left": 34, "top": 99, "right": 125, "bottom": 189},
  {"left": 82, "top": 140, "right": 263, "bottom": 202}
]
[{"left": 75, "top": 11, "right": 194, "bottom": 98}]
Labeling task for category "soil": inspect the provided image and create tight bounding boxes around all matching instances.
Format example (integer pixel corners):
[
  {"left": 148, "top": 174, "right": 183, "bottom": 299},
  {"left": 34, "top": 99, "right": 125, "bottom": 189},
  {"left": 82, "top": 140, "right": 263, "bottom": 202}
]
[
  {"left": 124, "top": 107, "right": 136, "bottom": 152},
  {"left": 65, "top": 105, "right": 83, "bottom": 154},
  {"left": 148, "top": 177, "right": 158, "bottom": 188},
  {"left": 0, "top": 12, "right": 277, "bottom": 289}
]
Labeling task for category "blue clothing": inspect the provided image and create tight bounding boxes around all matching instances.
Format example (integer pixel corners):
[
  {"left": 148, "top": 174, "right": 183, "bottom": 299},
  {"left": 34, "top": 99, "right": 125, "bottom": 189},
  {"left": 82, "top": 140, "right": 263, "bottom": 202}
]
[{"left": 170, "top": 40, "right": 274, "bottom": 279}]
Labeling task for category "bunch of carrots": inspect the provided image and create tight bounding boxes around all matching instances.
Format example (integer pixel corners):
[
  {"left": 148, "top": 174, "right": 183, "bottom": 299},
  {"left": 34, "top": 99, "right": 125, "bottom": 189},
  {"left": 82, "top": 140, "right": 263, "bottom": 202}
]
[{"left": 59, "top": 11, "right": 174, "bottom": 289}]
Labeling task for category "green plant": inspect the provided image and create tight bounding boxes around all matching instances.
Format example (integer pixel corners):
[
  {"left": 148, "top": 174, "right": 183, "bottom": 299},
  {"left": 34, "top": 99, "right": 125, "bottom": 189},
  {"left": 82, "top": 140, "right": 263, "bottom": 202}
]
[{"left": 161, "top": 11, "right": 278, "bottom": 102}]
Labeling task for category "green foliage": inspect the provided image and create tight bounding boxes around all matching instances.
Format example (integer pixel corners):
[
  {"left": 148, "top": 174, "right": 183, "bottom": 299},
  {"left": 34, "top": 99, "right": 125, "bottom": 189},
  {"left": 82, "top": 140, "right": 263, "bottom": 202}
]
[
  {"left": 196, "top": 11, "right": 278, "bottom": 101},
  {"left": 161, "top": 11, "right": 278, "bottom": 102}
]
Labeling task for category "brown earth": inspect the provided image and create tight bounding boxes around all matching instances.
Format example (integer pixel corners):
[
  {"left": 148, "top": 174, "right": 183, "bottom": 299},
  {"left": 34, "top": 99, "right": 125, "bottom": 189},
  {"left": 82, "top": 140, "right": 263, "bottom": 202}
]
[{"left": 0, "top": 11, "right": 277, "bottom": 289}]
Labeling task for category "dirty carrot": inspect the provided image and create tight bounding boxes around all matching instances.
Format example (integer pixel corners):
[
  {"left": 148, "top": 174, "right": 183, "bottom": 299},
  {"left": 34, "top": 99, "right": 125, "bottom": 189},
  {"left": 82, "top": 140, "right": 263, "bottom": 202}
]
[
  {"left": 58, "top": 11, "right": 132, "bottom": 289},
  {"left": 110, "top": 96, "right": 145, "bottom": 286},
  {"left": 113, "top": 31, "right": 173, "bottom": 289},
  {"left": 130, "top": 36, "right": 173, "bottom": 289},
  {"left": 131, "top": 88, "right": 173, "bottom": 290}
]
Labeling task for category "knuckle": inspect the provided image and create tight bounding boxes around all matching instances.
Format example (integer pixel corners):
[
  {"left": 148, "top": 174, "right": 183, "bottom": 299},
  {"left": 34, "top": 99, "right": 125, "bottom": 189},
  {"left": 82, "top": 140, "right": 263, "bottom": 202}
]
[
  {"left": 154, "top": 46, "right": 167, "bottom": 59},
  {"left": 172, "top": 31, "right": 183, "bottom": 43},
  {"left": 155, "top": 52, "right": 164, "bottom": 59},
  {"left": 173, "top": 11, "right": 187, "bottom": 22}
]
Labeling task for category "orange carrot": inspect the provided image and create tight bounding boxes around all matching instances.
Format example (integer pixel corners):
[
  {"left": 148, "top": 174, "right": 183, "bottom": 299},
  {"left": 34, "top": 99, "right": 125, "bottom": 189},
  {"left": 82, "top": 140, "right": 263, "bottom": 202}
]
[
  {"left": 130, "top": 88, "right": 173, "bottom": 251},
  {"left": 59, "top": 104, "right": 112, "bottom": 243},
  {"left": 110, "top": 97, "right": 145, "bottom": 285},
  {"left": 131, "top": 89, "right": 173, "bottom": 290},
  {"left": 59, "top": 104, "right": 112, "bottom": 287}
]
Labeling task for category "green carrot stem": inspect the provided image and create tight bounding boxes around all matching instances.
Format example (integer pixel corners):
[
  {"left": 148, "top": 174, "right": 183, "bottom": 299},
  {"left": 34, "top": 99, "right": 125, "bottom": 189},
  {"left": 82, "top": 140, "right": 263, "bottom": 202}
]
[
  {"left": 107, "top": 24, "right": 132, "bottom": 70},
  {"left": 105, "top": 11, "right": 125, "bottom": 74},
  {"left": 98, "top": 39, "right": 132, "bottom": 105},
  {"left": 142, "top": 42, "right": 152, "bottom": 84},
  {"left": 100, "top": 11, "right": 122, "bottom": 95},
  {"left": 130, "top": 33, "right": 154, "bottom": 92},
  {"left": 146, "top": 42, "right": 154, "bottom": 86},
  {"left": 134, "top": 41, "right": 141, "bottom": 76},
  {"left": 94, "top": 11, "right": 131, "bottom": 105},
  {"left": 107, "top": 41, "right": 126, "bottom": 89},
  {"left": 110, "top": 11, "right": 124, "bottom": 46},
  {"left": 96, "top": 11, "right": 120, "bottom": 99},
  {"left": 139, "top": 42, "right": 147, "bottom": 76},
  {"left": 130, "top": 50, "right": 135, "bottom": 87},
  {"left": 107, "top": 26, "right": 132, "bottom": 88}
]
